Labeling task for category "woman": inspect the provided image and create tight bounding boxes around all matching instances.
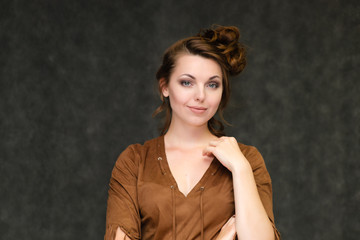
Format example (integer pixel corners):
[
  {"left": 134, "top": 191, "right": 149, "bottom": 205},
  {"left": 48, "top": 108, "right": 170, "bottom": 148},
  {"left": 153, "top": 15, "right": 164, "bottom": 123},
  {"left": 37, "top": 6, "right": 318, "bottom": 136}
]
[{"left": 105, "top": 25, "right": 281, "bottom": 240}]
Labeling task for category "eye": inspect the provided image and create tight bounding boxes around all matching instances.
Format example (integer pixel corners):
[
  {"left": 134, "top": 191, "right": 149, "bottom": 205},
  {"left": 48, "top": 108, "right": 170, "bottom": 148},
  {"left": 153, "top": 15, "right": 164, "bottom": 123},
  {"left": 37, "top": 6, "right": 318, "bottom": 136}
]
[
  {"left": 208, "top": 82, "right": 219, "bottom": 89},
  {"left": 180, "top": 80, "right": 192, "bottom": 87}
]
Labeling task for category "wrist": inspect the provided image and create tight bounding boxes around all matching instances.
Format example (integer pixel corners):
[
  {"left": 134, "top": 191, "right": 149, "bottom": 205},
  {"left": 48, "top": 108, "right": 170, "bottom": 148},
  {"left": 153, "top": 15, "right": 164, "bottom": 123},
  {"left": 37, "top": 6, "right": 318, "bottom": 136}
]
[{"left": 232, "top": 160, "right": 252, "bottom": 176}]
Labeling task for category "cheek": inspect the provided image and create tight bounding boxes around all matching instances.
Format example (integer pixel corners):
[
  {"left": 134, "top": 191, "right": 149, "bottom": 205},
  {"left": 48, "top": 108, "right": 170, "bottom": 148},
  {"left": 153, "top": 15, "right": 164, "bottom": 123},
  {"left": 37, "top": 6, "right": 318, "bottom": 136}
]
[
  {"left": 168, "top": 89, "right": 185, "bottom": 107},
  {"left": 210, "top": 91, "right": 223, "bottom": 108},
  {"left": 169, "top": 87, "right": 191, "bottom": 103}
]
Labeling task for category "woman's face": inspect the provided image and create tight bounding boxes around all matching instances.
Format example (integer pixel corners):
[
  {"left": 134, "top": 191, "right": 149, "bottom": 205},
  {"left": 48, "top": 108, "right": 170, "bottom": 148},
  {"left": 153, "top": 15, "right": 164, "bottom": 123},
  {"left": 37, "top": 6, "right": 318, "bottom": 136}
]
[{"left": 162, "top": 54, "right": 223, "bottom": 129}]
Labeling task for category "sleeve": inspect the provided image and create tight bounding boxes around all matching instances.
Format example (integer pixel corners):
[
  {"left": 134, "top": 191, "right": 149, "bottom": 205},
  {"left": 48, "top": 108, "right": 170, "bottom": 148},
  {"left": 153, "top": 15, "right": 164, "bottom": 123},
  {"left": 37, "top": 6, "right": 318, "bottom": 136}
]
[
  {"left": 243, "top": 146, "right": 281, "bottom": 240},
  {"left": 104, "top": 145, "right": 141, "bottom": 240}
]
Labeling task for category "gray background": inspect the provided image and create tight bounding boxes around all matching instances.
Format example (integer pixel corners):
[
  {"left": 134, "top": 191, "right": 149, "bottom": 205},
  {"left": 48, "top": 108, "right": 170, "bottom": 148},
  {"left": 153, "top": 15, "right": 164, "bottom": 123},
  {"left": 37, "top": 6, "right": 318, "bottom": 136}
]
[{"left": 1, "top": 0, "right": 359, "bottom": 239}]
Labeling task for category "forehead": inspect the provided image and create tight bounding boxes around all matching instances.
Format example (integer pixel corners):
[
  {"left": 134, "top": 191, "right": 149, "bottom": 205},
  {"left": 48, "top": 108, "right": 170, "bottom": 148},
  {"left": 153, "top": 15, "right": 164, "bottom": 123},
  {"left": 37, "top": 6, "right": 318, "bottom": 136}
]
[{"left": 172, "top": 54, "right": 222, "bottom": 78}]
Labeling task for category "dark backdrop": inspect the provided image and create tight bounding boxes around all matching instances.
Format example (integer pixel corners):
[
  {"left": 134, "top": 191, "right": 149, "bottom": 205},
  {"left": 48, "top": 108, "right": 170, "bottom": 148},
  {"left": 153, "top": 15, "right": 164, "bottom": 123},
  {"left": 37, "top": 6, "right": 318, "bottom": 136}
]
[{"left": 1, "top": 0, "right": 359, "bottom": 239}]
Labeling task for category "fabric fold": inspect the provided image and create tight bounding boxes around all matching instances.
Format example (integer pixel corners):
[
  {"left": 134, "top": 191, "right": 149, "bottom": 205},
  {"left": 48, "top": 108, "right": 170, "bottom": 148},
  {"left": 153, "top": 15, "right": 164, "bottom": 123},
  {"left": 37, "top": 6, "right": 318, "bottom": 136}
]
[
  {"left": 171, "top": 185, "right": 176, "bottom": 240},
  {"left": 104, "top": 224, "right": 140, "bottom": 240},
  {"left": 200, "top": 186, "right": 205, "bottom": 240}
]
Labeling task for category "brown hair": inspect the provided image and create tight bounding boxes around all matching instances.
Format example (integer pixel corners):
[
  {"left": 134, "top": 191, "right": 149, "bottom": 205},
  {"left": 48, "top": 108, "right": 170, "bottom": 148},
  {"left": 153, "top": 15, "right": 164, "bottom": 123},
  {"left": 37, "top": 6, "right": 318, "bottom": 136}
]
[{"left": 153, "top": 25, "right": 247, "bottom": 137}]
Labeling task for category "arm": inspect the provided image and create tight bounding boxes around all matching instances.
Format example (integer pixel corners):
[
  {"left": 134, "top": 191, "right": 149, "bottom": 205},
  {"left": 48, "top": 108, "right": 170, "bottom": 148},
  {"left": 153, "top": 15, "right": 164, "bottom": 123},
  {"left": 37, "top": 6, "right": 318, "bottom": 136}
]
[
  {"left": 105, "top": 145, "right": 141, "bottom": 240},
  {"left": 115, "top": 227, "right": 131, "bottom": 240},
  {"left": 216, "top": 215, "right": 236, "bottom": 240},
  {"left": 232, "top": 161, "right": 274, "bottom": 240},
  {"left": 204, "top": 137, "right": 276, "bottom": 240}
]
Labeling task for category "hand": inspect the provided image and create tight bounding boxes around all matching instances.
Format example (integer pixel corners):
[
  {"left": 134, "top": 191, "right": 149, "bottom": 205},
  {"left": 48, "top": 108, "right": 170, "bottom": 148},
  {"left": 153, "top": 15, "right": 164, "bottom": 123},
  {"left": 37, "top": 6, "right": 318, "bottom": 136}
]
[
  {"left": 203, "top": 137, "right": 251, "bottom": 173},
  {"left": 216, "top": 215, "right": 236, "bottom": 240}
]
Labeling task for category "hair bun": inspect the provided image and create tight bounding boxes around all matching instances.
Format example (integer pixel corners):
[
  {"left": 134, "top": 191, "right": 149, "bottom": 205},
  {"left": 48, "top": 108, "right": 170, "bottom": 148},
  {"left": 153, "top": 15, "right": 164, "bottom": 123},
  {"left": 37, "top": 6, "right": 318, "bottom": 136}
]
[{"left": 198, "top": 25, "right": 247, "bottom": 75}]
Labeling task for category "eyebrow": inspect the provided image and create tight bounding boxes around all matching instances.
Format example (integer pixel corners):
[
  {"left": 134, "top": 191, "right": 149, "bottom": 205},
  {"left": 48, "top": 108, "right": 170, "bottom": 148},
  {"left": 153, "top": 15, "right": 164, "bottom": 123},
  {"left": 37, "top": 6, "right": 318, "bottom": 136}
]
[
  {"left": 179, "top": 74, "right": 221, "bottom": 80},
  {"left": 179, "top": 74, "right": 195, "bottom": 79},
  {"left": 209, "top": 75, "right": 221, "bottom": 80}
]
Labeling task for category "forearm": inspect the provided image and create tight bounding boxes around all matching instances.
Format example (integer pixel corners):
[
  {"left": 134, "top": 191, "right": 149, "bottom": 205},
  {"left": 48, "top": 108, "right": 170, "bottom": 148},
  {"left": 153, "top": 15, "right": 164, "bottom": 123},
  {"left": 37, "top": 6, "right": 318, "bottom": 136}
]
[
  {"left": 115, "top": 227, "right": 130, "bottom": 240},
  {"left": 203, "top": 137, "right": 276, "bottom": 239},
  {"left": 232, "top": 165, "right": 274, "bottom": 240}
]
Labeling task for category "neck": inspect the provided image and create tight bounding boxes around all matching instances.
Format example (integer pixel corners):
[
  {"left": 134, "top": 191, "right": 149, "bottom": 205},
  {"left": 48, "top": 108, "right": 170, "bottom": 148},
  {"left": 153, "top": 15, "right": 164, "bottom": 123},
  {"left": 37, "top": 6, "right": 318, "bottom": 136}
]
[{"left": 164, "top": 120, "right": 217, "bottom": 148}]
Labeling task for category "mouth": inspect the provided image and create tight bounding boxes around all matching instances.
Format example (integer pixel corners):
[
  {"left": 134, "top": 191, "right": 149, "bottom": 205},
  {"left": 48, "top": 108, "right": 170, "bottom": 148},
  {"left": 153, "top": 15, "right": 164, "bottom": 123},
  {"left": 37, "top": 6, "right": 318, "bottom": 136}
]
[{"left": 188, "top": 106, "right": 207, "bottom": 113}]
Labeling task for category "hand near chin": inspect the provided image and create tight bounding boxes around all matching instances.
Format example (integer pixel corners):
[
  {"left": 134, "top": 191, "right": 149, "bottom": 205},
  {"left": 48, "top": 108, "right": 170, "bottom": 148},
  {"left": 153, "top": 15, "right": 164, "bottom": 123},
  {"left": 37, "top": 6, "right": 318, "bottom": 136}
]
[
  {"left": 216, "top": 215, "right": 236, "bottom": 240},
  {"left": 203, "top": 137, "right": 251, "bottom": 173}
]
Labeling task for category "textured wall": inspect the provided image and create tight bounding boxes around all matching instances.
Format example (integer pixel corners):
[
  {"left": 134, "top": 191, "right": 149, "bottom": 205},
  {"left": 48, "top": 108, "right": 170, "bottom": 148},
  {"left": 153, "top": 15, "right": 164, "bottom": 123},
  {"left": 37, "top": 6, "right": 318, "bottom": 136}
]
[{"left": 1, "top": 0, "right": 359, "bottom": 239}]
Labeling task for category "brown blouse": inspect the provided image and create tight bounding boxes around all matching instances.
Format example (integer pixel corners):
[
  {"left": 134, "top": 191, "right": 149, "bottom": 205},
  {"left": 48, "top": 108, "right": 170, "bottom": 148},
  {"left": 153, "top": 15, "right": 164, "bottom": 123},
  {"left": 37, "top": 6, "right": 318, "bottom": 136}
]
[{"left": 105, "top": 136, "right": 281, "bottom": 240}]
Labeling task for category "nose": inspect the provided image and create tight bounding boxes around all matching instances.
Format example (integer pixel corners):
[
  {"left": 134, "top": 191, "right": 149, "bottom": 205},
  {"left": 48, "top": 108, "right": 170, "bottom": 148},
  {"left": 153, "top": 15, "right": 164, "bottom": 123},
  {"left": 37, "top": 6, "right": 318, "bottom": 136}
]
[{"left": 195, "top": 85, "right": 205, "bottom": 102}]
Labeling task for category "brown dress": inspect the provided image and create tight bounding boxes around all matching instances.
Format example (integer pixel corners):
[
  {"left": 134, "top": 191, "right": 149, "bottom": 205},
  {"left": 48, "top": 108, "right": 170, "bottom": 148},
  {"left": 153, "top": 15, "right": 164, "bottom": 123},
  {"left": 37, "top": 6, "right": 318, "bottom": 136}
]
[{"left": 105, "top": 136, "right": 281, "bottom": 240}]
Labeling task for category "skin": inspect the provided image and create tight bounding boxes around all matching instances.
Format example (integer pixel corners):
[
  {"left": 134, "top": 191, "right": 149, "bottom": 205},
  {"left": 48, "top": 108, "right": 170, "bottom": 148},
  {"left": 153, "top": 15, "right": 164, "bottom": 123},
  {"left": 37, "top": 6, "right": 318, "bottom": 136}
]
[
  {"left": 162, "top": 54, "right": 224, "bottom": 197},
  {"left": 115, "top": 54, "right": 275, "bottom": 240},
  {"left": 203, "top": 137, "right": 274, "bottom": 240}
]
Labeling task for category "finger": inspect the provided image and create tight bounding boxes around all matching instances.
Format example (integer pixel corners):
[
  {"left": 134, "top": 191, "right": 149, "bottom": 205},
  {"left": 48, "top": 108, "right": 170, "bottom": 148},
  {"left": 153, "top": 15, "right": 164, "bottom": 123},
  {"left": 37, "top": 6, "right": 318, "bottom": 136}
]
[
  {"left": 202, "top": 146, "right": 215, "bottom": 156},
  {"left": 202, "top": 147, "right": 211, "bottom": 156},
  {"left": 208, "top": 140, "right": 221, "bottom": 146},
  {"left": 219, "top": 136, "right": 237, "bottom": 144},
  {"left": 226, "top": 215, "right": 235, "bottom": 225},
  {"left": 221, "top": 216, "right": 235, "bottom": 229},
  {"left": 203, "top": 152, "right": 213, "bottom": 157},
  {"left": 220, "top": 216, "right": 236, "bottom": 239}
]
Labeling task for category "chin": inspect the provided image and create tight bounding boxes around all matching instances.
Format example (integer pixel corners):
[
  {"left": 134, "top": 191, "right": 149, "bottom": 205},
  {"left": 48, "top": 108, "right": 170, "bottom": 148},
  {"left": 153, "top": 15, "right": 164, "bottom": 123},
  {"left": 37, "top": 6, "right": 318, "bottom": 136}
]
[{"left": 186, "top": 117, "right": 213, "bottom": 128}]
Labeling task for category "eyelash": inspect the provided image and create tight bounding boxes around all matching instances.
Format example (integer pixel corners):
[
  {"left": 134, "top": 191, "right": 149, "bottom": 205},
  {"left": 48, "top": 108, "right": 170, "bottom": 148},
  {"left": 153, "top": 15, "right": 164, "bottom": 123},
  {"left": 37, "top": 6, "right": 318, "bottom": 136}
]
[
  {"left": 208, "top": 82, "right": 219, "bottom": 88},
  {"left": 180, "top": 80, "right": 192, "bottom": 87},
  {"left": 180, "top": 80, "right": 220, "bottom": 88}
]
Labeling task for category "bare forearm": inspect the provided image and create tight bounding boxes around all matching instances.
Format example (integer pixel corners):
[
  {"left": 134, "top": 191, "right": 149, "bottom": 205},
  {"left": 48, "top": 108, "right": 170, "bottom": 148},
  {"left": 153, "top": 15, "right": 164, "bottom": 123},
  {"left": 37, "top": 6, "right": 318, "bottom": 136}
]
[
  {"left": 203, "top": 137, "right": 275, "bottom": 239},
  {"left": 232, "top": 166, "right": 274, "bottom": 240},
  {"left": 115, "top": 227, "right": 130, "bottom": 240}
]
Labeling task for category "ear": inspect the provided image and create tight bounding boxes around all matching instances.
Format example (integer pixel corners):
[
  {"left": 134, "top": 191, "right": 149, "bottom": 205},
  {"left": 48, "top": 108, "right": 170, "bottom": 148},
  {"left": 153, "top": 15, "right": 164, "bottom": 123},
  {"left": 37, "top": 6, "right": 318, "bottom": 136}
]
[{"left": 159, "top": 78, "right": 169, "bottom": 97}]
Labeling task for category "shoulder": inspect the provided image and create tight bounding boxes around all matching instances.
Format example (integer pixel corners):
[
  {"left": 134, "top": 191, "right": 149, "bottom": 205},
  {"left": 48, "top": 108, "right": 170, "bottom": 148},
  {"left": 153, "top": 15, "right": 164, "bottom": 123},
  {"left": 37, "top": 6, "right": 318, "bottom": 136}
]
[
  {"left": 237, "top": 141, "right": 271, "bottom": 181},
  {"left": 115, "top": 136, "right": 162, "bottom": 166},
  {"left": 237, "top": 142, "right": 263, "bottom": 163}
]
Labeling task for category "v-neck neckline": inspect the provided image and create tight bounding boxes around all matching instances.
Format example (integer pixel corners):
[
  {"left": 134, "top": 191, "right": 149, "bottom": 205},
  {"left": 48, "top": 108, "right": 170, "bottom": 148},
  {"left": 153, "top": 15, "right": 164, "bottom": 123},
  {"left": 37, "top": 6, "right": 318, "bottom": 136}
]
[{"left": 158, "top": 135, "right": 221, "bottom": 198}]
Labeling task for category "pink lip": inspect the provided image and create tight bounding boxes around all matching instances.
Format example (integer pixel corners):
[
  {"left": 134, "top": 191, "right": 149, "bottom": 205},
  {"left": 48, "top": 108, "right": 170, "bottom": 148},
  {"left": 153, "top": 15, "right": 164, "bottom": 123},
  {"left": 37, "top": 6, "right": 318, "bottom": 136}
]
[{"left": 188, "top": 106, "right": 207, "bottom": 113}]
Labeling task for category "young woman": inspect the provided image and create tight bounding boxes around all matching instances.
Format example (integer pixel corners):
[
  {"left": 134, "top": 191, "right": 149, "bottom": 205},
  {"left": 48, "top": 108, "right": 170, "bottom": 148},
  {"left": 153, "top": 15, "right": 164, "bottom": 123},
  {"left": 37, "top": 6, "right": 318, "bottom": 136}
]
[{"left": 105, "top": 25, "right": 281, "bottom": 240}]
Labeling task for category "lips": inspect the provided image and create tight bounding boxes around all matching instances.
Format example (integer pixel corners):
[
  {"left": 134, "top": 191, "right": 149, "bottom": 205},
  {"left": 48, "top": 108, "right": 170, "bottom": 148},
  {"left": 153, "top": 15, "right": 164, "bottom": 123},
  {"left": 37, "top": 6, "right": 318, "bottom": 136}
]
[{"left": 188, "top": 106, "right": 207, "bottom": 113}]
